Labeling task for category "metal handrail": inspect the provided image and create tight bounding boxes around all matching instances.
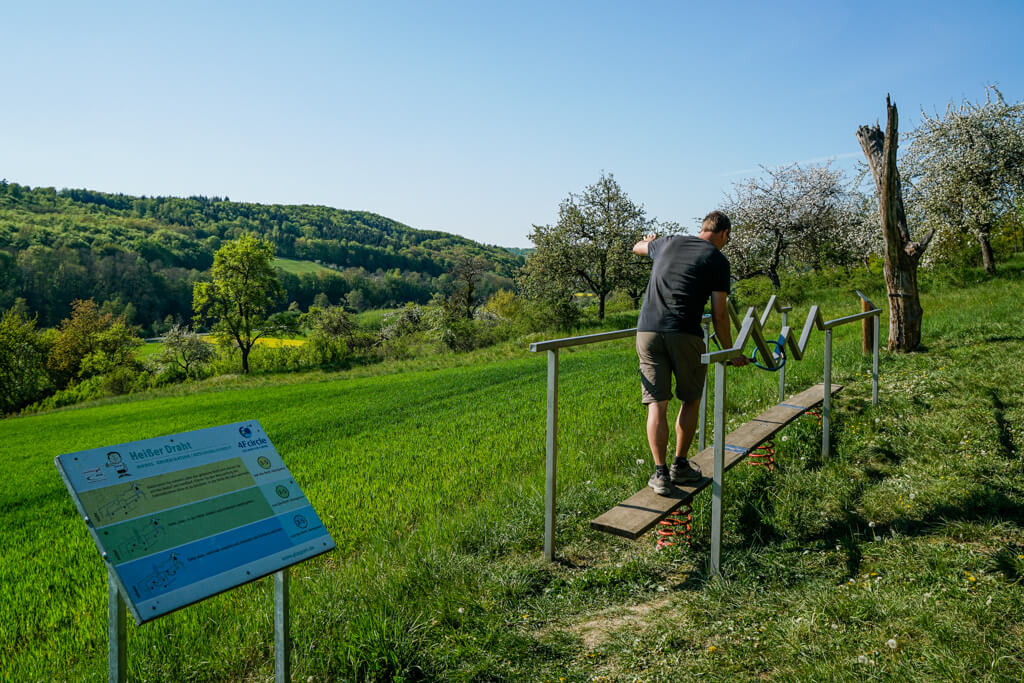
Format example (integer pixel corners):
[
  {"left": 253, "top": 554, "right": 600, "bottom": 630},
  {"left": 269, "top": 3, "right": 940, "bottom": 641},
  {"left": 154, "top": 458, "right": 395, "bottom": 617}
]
[{"left": 528, "top": 327, "right": 636, "bottom": 353}]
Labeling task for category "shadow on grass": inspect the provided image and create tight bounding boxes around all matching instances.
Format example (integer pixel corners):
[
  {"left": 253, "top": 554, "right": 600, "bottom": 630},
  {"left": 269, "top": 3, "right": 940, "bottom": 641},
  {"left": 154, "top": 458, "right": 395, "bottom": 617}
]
[
  {"left": 714, "top": 481, "right": 1024, "bottom": 585},
  {"left": 990, "top": 388, "right": 1019, "bottom": 459}
]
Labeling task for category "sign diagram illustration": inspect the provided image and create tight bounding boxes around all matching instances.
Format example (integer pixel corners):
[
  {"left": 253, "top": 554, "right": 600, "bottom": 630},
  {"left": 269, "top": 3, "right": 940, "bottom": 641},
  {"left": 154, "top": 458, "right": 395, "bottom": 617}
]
[{"left": 133, "top": 553, "right": 184, "bottom": 598}]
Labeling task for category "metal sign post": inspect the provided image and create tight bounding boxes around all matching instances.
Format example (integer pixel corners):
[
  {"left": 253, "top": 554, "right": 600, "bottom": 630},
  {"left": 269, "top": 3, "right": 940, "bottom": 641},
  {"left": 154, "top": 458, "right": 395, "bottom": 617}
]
[
  {"left": 108, "top": 568, "right": 126, "bottom": 683},
  {"left": 275, "top": 569, "right": 290, "bottom": 682}
]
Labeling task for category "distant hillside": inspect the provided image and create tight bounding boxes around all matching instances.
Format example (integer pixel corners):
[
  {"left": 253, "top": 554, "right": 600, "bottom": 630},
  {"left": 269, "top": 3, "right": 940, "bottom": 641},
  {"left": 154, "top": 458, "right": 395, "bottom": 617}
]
[{"left": 0, "top": 180, "right": 524, "bottom": 333}]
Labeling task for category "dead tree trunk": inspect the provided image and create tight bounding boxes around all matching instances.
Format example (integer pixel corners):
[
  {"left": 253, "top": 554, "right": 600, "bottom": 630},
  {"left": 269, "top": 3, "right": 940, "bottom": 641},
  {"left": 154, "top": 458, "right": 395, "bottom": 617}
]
[{"left": 856, "top": 96, "right": 935, "bottom": 352}]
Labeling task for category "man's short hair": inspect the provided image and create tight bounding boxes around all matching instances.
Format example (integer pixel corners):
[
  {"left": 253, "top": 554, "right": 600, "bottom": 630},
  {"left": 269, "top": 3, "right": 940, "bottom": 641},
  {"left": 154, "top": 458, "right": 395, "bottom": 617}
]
[{"left": 701, "top": 211, "right": 731, "bottom": 234}]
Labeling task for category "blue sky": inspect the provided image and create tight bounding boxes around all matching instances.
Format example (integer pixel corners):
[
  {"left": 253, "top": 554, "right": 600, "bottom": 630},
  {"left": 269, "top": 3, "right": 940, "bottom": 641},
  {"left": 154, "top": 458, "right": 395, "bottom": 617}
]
[{"left": 3, "top": 1, "right": 1022, "bottom": 247}]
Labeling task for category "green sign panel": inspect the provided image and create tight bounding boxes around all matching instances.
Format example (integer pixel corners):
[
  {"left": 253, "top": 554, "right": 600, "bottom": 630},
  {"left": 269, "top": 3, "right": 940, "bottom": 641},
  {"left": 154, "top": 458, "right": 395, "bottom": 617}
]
[{"left": 55, "top": 421, "right": 334, "bottom": 624}]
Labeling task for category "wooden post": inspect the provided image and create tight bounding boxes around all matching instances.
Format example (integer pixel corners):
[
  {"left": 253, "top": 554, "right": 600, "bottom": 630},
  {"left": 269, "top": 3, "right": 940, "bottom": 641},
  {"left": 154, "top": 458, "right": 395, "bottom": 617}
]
[{"left": 861, "top": 298, "right": 873, "bottom": 354}]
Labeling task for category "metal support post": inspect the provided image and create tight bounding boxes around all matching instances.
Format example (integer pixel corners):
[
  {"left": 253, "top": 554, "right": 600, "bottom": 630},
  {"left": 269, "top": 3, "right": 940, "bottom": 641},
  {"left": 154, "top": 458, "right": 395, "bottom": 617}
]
[
  {"left": 108, "top": 567, "right": 126, "bottom": 683},
  {"left": 779, "top": 310, "right": 788, "bottom": 403},
  {"left": 275, "top": 569, "right": 290, "bottom": 683},
  {"left": 872, "top": 314, "right": 879, "bottom": 407},
  {"left": 822, "top": 329, "right": 832, "bottom": 458},
  {"left": 710, "top": 361, "right": 726, "bottom": 578},
  {"left": 544, "top": 349, "right": 559, "bottom": 562},
  {"left": 698, "top": 320, "right": 710, "bottom": 450}
]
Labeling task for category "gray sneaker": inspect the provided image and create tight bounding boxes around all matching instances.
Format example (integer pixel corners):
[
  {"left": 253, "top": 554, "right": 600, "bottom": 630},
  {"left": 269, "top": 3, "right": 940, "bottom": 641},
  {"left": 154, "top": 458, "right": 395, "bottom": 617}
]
[
  {"left": 670, "top": 459, "right": 702, "bottom": 484},
  {"left": 648, "top": 470, "right": 672, "bottom": 495}
]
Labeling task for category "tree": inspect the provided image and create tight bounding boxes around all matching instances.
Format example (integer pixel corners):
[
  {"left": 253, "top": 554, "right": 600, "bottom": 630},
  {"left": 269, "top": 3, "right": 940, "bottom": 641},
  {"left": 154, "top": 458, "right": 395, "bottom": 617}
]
[
  {"left": 449, "top": 249, "right": 488, "bottom": 319},
  {"left": 523, "top": 173, "right": 653, "bottom": 319},
  {"left": 903, "top": 86, "right": 1024, "bottom": 274},
  {"left": 48, "top": 299, "right": 141, "bottom": 386},
  {"left": 192, "top": 234, "right": 284, "bottom": 373},
  {"left": 857, "top": 96, "right": 934, "bottom": 351},
  {"left": 156, "top": 324, "right": 216, "bottom": 378},
  {"left": 302, "top": 305, "right": 354, "bottom": 365},
  {"left": 721, "top": 162, "right": 869, "bottom": 288},
  {"left": 0, "top": 307, "right": 50, "bottom": 414}
]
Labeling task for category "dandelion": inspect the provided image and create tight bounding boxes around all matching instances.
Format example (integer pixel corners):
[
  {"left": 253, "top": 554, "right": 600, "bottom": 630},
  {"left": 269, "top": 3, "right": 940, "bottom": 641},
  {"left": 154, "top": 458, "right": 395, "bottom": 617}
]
[
  {"left": 887, "top": 638, "right": 897, "bottom": 649},
  {"left": 869, "top": 521, "right": 876, "bottom": 528},
  {"left": 458, "top": 607, "right": 464, "bottom": 614},
  {"left": 707, "top": 645, "right": 717, "bottom": 652},
  {"left": 637, "top": 458, "right": 645, "bottom": 465},
  {"left": 858, "top": 654, "right": 868, "bottom": 664}
]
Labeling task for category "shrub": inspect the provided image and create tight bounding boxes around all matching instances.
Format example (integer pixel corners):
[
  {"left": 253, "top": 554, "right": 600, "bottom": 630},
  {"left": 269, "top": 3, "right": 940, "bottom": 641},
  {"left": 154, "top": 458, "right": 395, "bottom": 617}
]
[
  {"left": 156, "top": 325, "right": 217, "bottom": 378},
  {"left": 0, "top": 308, "right": 51, "bottom": 414},
  {"left": 48, "top": 299, "right": 142, "bottom": 386}
]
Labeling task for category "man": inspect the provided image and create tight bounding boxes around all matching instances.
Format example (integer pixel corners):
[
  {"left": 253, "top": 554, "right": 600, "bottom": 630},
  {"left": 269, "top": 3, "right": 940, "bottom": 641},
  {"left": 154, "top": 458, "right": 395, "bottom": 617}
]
[{"left": 632, "top": 211, "right": 748, "bottom": 496}]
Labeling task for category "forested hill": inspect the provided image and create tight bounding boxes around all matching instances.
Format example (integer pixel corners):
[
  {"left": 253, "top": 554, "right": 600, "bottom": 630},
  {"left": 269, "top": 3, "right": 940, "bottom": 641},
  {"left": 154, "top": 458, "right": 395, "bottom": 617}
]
[{"left": 0, "top": 180, "right": 523, "bottom": 333}]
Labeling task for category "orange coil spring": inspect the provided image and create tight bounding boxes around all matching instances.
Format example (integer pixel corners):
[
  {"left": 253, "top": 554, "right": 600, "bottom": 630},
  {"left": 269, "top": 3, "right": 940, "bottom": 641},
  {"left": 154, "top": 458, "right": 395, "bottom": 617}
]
[
  {"left": 656, "top": 504, "right": 692, "bottom": 550},
  {"left": 749, "top": 439, "right": 776, "bottom": 469},
  {"left": 806, "top": 406, "right": 823, "bottom": 424}
]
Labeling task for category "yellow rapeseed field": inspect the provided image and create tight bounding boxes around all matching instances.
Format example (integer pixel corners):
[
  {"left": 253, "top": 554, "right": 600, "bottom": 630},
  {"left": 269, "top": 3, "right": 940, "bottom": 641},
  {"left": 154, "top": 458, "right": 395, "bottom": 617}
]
[{"left": 255, "top": 337, "right": 305, "bottom": 348}]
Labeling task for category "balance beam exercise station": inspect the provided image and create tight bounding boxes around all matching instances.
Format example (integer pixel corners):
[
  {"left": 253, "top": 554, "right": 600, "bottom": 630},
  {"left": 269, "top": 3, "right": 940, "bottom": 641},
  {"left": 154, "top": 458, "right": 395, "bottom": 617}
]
[
  {"left": 590, "top": 382, "right": 841, "bottom": 539},
  {"left": 528, "top": 293, "right": 881, "bottom": 576}
]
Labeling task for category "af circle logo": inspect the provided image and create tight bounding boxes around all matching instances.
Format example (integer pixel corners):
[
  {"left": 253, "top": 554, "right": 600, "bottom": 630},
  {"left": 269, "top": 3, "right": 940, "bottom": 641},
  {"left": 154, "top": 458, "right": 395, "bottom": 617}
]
[
  {"left": 239, "top": 425, "right": 253, "bottom": 438},
  {"left": 257, "top": 456, "right": 272, "bottom": 469},
  {"left": 275, "top": 485, "right": 290, "bottom": 499},
  {"left": 293, "top": 514, "right": 308, "bottom": 529}
]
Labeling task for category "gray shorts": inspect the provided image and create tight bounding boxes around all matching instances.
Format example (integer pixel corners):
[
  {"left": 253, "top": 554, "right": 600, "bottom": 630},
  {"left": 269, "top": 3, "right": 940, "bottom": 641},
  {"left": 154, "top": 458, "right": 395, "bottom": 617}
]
[{"left": 636, "top": 331, "right": 707, "bottom": 404}]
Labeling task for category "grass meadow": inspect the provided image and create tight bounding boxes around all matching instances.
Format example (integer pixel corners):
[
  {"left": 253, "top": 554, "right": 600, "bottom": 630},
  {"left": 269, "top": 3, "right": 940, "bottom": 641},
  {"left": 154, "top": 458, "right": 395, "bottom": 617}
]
[
  {"left": 2, "top": 260, "right": 1023, "bottom": 681},
  {"left": 272, "top": 257, "right": 336, "bottom": 275}
]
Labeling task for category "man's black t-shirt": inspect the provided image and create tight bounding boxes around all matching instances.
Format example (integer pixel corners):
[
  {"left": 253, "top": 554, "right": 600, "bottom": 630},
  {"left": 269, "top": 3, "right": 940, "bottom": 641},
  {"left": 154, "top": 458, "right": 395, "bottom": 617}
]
[{"left": 636, "top": 235, "right": 730, "bottom": 336}]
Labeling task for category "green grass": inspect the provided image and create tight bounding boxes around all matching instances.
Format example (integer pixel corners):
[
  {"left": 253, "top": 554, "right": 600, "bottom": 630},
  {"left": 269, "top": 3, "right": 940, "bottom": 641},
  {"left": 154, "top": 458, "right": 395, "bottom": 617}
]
[
  {"left": 354, "top": 307, "right": 401, "bottom": 331},
  {"left": 272, "top": 257, "right": 336, "bottom": 275},
  {"left": 2, "top": 260, "right": 1023, "bottom": 680},
  {"left": 134, "top": 342, "right": 164, "bottom": 360}
]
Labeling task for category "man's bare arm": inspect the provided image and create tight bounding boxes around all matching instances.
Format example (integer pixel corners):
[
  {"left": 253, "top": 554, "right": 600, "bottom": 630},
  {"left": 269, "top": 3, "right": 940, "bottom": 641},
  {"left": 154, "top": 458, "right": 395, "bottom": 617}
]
[{"left": 632, "top": 233, "right": 658, "bottom": 256}]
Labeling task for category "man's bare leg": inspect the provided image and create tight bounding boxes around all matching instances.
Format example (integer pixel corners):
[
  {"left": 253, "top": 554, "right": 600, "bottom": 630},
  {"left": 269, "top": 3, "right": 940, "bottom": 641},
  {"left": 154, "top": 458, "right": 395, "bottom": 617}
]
[
  {"left": 674, "top": 399, "right": 700, "bottom": 462},
  {"left": 646, "top": 400, "right": 670, "bottom": 466}
]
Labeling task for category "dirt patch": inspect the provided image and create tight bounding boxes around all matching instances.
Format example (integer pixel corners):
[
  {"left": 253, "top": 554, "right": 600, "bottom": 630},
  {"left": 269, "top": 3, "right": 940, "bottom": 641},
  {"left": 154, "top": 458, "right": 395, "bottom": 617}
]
[{"left": 566, "top": 594, "right": 676, "bottom": 649}]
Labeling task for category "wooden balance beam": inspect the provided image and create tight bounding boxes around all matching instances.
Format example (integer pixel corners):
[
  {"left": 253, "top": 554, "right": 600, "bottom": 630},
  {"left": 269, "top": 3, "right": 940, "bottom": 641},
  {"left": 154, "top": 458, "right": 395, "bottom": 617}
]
[{"left": 590, "top": 382, "right": 843, "bottom": 539}]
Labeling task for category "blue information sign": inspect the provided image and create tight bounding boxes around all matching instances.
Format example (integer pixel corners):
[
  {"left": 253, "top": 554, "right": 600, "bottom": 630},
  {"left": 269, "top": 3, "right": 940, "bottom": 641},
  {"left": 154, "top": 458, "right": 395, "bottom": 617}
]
[{"left": 55, "top": 420, "right": 335, "bottom": 624}]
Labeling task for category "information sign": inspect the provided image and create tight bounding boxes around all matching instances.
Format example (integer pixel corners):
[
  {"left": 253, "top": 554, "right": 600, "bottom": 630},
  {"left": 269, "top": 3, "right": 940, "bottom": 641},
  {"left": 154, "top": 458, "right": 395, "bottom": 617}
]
[{"left": 55, "top": 420, "right": 334, "bottom": 624}]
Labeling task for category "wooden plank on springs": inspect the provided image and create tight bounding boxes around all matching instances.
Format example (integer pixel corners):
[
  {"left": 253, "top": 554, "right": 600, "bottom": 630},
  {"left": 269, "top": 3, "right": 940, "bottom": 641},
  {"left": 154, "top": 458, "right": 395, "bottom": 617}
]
[{"left": 590, "top": 383, "right": 842, "bottom": 539}]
